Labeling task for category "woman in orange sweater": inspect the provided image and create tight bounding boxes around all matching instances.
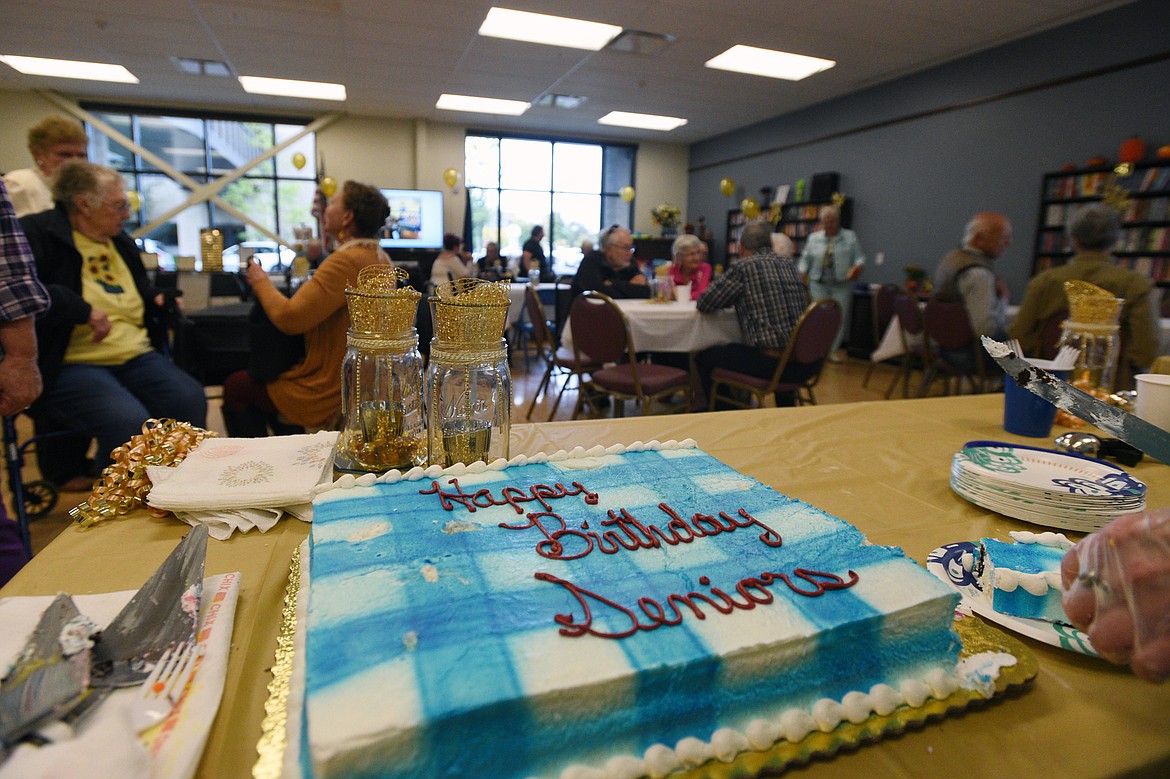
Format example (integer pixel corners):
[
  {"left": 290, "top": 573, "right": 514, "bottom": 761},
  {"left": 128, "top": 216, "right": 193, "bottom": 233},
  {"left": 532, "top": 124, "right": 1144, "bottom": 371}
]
[{"left": 221, "top": 181, "right": 391, "bottom": 436}]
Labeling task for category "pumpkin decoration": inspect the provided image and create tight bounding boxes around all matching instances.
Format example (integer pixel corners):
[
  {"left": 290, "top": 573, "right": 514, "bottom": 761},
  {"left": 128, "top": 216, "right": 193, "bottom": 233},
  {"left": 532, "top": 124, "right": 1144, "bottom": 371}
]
[
  {"left": 1087, "top": 155, "right": 1109, "bottom": 168},
  {"left": 1119, "top": 135, "right": 1146, "bottom": 164},
  {"left": 1158, "top": 145, "right": 1170, "bottom": 159},
  {"left": 1060, "top": 162, "right": 1077, "bottom": 172}
]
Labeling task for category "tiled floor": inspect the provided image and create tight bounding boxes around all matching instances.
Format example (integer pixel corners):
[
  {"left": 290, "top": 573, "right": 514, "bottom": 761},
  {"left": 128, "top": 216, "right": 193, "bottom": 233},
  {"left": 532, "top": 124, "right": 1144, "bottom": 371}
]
[{"left": 11, "top": 349, "right": 917, "bottom": 556}]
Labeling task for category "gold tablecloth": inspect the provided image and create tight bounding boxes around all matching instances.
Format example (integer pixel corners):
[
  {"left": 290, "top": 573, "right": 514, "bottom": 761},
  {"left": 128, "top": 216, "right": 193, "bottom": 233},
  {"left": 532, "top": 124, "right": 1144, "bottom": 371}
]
[{"left": 3, "top": 394, "right": 1168, "bottom": 778}]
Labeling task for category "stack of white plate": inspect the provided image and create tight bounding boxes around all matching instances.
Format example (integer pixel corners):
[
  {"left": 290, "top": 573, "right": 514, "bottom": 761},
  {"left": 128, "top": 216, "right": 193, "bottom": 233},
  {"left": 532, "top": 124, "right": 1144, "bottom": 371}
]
[{"left": 950, "top": 440, "right": 1147, "bottom": 532}]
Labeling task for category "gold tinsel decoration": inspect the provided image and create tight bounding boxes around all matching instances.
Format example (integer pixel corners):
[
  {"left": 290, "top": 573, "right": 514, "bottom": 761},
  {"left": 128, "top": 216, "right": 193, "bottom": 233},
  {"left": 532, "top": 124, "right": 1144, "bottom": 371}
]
[{"left": 68, "top": 418, "right": 217, "bottom": 526}]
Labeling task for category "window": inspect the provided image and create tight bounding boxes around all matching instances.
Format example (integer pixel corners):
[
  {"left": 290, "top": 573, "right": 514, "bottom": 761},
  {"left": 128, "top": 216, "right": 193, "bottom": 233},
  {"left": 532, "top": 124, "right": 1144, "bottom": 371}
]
[
  {"left": 465, "top": 133, "right": 634, "bottom": 274},
  {"left": 84, "top": 106, "right": 318, "bottom": 271}
]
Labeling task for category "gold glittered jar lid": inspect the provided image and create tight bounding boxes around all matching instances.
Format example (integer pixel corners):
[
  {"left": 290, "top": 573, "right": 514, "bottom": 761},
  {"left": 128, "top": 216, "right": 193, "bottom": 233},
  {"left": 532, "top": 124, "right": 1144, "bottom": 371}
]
[
  {"left": 1063, "top": 280, "right": 1122, "bottom": 325},
  {"left": 430, "top": 278, "right": 510, "bottom": 347},
  {"left": 346, "top": 265, "right": 420, "bottom": 337}
]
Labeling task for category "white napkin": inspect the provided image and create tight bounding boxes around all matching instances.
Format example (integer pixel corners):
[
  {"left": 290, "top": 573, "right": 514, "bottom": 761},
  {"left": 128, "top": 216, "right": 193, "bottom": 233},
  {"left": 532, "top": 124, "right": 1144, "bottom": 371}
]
[
  {"left": 146, "top": 432, "right": 338, "bottom": 538},
  {"left": 0, "top": 572, "right": 241, "bottom": 779}
]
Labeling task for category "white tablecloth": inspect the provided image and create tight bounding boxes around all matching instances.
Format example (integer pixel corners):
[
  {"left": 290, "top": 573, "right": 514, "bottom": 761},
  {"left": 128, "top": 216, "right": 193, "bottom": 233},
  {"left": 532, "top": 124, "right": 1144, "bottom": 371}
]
[
  {"left": 562, "top": 298, "right": 742, "bottom": 353},
  {"left": 507, "top": 282, "right": 559, "bottom": 330}
]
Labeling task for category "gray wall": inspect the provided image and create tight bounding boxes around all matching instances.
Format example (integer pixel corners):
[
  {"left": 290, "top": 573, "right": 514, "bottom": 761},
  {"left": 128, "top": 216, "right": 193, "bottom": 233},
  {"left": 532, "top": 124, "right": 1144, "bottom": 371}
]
[{"left": 687, "top": 0, "right": 1170, "bottom": 304}]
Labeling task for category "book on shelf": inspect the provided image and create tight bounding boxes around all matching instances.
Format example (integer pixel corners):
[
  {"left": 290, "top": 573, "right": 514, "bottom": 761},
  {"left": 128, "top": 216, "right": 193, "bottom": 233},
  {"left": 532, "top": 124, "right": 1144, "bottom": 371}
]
[
  {"left": 1149, "top": 197, "right": 1169, "bottom": 221},
  {"left": 1140, "top": 167, "right": 1161, "bottom": 191},
  {"left": 1145, "top": 227, "right": 1169, "bottom": 252},
  {"left": 1046, "top": 203, "right": 1067, "bottom": 227}
]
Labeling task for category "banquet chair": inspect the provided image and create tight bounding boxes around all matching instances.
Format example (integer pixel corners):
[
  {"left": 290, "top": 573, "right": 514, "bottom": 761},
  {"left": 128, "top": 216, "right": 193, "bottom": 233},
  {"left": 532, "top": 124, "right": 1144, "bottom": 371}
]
[
  {"left": 861, "top": 283, "right": 902, "bottom": 388},
  {"left": 919, "top": 296, "right": 987, "bottom": 396},
  {"left": 885, "top": 293, "right": 929, "bottom": 398},
  {"left": 524, "top": 285, "right": 599, "bottom": 421},
  {"left": 1036, "top": 309, "right": 1067, "bottom": 360},
  {"left": 568, "top": 291, "right": 691, "bottom": 419},
  {"left": 708, "top": 298, "right": 841, "bottom": 410}
]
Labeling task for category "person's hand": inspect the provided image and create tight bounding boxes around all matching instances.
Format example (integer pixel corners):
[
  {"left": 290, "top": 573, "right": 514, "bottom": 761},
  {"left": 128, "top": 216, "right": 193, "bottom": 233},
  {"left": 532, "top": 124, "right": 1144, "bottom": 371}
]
[
  {"left": 245, "top": 257, "right": 268, "bottom": 287},
  {"left": 1061, "top": 509, "right": 1170, "bottom": 682},
  {"left": 88, "top": 308, "right": 112, "bottom": 343},
  {"left": 0, "top": 355, "right": 42, "bottom": 416},
  {"left": 629, "top": 272, "right": 648, "bottom": 286}
]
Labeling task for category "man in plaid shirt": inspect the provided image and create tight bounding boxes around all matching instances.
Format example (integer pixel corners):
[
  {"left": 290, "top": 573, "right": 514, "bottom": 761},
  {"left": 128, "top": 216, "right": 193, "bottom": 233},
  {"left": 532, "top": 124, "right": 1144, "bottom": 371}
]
[
  {"left": 696, "top": 219, "right": 810, "bottom": 409},
  {"left": 0, "top": 180, "right": 51, "bottom": 586}
]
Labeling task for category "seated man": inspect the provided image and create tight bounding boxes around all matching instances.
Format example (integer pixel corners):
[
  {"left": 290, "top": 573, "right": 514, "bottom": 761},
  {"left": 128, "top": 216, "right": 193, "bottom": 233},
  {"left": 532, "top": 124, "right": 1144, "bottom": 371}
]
[
  {"left": 1009, "top": 203, "right": 1158, "bottom": 388},
  {"left": 695, "top": 220, "right": 811, "bottom": 408},
  {"left": 932, "top": 211, "right": 1013, "bottom": 371},
  {"left": 570, "top": 225, "right": 650, "bottom": 299}
]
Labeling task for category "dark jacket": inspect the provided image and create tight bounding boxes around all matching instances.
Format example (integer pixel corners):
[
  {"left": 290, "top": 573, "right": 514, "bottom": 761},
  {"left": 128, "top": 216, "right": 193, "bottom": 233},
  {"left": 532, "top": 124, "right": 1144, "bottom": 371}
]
[
  {"left": 19, "top": 204, "right": 167, "bottom": 404},
  {"left": 570, "top": 250, "right": 651, "bottom": 300}
]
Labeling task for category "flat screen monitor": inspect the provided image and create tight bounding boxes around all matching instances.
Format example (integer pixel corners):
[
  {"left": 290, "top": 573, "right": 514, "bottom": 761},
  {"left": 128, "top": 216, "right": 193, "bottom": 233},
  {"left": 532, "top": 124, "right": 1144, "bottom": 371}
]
[{"left": 378, "top": 188, "right": 444, "bottom": 249}]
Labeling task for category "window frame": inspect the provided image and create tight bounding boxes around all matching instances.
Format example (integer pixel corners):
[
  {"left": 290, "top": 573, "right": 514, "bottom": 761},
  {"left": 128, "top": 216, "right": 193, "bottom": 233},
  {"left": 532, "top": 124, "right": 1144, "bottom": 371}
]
[{"left": 465, "top": 130, "right": 635, "bottom": 274}]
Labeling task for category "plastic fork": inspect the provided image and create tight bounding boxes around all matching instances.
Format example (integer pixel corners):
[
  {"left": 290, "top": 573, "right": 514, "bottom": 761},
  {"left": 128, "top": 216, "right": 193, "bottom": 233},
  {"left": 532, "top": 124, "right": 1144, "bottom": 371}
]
[{"left": 129, "top": 641, "right": 201, "bottom": 734}]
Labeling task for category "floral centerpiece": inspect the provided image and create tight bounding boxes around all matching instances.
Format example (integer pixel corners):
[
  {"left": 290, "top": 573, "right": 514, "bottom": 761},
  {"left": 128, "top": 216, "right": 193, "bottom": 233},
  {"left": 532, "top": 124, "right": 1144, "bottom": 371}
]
[{"left": 651, "top": 203, "right": 681, "bottom": 236}]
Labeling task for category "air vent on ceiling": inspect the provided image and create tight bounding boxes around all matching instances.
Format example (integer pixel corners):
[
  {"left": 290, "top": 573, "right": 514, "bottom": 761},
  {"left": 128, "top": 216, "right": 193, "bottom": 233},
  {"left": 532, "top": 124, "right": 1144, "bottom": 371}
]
[
  {"left": 534, "top": 93, "right": 587, "bottom": 110},
  {"left": 604, "top": 30, "right": 676, "bottom": 56},
  {"left": 170, "top": 57, "right": 232, "bottom": 77}
]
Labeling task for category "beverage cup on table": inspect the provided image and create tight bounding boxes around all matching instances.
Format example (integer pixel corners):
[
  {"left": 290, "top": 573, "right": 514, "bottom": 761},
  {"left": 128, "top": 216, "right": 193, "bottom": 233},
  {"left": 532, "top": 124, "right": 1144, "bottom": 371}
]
[
  {"left": 1134, "top": 373, "right": 1170, "bottom": 431},
  {"left": 1003, "top": 358, "right": 1068, "bottom": 437},
  {"left": 674, "top": 283, "right": 691, "bottom": 302}
]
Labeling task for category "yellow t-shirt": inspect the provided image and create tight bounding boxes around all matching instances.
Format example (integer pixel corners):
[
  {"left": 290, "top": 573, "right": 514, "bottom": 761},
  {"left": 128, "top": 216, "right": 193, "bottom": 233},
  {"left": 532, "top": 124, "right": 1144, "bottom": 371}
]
[{"left": 65, "top": 232, "right": 153, "bottom": 365}]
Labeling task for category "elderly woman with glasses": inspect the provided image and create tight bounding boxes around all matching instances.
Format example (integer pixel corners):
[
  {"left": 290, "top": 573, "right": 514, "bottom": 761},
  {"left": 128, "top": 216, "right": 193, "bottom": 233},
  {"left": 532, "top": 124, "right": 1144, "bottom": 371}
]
[
  {"left": 669, "top": 234, "right": 711, "bottom": 300},
  {"left": 19, "top": 160, "right": 207, "bottom": 474}
]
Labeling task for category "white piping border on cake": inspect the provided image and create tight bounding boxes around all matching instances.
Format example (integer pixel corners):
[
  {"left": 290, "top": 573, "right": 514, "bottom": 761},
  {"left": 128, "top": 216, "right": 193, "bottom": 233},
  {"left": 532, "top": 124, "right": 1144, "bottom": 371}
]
[
  {"left": 985, "top": 532, "right": 1074, "bottom": 596},
  {"left": 550, "top": 657, "right": 1013, "bottom": 779},
  {"left": 313, "top": 439, "right": 698, "bottom": 496}
]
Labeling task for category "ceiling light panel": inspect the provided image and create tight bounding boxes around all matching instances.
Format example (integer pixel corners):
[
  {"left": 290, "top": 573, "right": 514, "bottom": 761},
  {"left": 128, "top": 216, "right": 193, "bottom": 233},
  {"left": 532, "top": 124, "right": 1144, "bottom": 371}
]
[
  {"left": 598, "top": 111, "right": 687, "bottom": 131},
  {"left": 436, "top": 93, "right": 530, "bottom": 116},
  {"left": 705, "top": 45, "right": 835, "bottom": 81},
  {"left": 0, "top": 55, "right": 138, "bottom": 83},
  {"left": 238, "top": 75, "right": 346, "bottom": 101},
  {"left": 478, "top": 7, "right": 622, "bottom": 51}
]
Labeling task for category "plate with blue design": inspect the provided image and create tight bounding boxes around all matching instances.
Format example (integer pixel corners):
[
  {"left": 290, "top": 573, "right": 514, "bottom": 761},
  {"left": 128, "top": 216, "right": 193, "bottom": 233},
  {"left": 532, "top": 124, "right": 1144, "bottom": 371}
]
[
  {"left": 950, "top": 442, "right": 1146, "bottom": 531},
  {"left": 955, "top": 441, "right": 1146, "bottom": 498},
  {"left": 927, "top": 541, "right": 1100, "bottom": 657}
]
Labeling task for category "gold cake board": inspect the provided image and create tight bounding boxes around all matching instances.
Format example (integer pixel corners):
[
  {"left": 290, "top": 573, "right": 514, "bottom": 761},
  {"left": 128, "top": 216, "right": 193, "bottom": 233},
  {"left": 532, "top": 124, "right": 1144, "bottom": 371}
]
[{"left": 254, "top": 548, "right": 1037, "bottom": 779}]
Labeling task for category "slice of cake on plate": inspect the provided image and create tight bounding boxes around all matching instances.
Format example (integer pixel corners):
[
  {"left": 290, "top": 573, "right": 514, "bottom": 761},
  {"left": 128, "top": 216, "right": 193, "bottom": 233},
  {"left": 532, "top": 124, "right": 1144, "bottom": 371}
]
[
  {"left": 977, "top": 531, "right": 1074, "bottom": 623},
  {"left": 299, "top": 441, "right": 991, "bottom": 779}
]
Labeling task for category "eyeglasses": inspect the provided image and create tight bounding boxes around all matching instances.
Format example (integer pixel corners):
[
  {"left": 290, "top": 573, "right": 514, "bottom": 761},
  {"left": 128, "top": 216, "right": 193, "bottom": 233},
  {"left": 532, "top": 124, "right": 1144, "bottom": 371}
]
[{"left": 103, "top": 198, "right": 131, "bottom": 212}]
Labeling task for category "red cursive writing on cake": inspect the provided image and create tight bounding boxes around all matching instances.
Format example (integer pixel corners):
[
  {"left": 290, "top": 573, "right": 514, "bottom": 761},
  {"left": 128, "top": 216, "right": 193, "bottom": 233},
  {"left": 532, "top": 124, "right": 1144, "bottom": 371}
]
[
  {"left": 535, "top": 568, "right": 860, "bottom": 639},
  {"left": 419, "top": 478, "right": 599, "bottom": 514},
  {"left": 500, "top": 503, "right": 783, "bottom": 560}
]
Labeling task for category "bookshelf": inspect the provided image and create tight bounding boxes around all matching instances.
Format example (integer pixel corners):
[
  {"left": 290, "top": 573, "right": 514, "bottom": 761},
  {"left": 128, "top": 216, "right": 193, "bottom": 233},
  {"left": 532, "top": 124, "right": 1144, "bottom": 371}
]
[{"left": 1034, "top": 162, "right": 1170, "bottom": 286}]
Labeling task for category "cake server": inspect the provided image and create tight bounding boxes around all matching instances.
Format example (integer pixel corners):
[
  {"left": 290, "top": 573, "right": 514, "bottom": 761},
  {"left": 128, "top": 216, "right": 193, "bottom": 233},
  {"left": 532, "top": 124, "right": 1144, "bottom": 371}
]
[
  {"left": 90, "top": 524, "right": 207, "bottom": 688},
  {"left": 0, "top": 594, "right": 92, "bottom": 757},
  {"left": 982, "top": 336, "right": 1170, "bottom": 464}
]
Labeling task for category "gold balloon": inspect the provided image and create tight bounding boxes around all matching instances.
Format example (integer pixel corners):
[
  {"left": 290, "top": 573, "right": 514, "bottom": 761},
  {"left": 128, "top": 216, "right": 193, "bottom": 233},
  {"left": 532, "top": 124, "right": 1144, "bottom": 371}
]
[
  {"left": 319, "top": 176, "right": 338, "bottom": 198},
  {"left": 719, "top": 177, "right": 735, "bottom": 197},
  {"left": 741, "top": 197, "right": 760, "bottom": 219},
  {"left": 619, "top": 185, "right": 635, "bottom": 203},
  {"left": 443, "top": 167, "right": 459, "bottom": 188},
  {"left": 292, "top": 152, "right": 307, "bottom": 170},
  {"left": 126, "top": 190, "right": 141, "bottom": 212}
]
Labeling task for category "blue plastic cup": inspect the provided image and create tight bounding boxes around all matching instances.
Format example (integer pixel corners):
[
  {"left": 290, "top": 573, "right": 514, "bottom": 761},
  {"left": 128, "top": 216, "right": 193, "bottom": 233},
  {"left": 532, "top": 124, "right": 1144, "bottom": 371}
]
[{"left": 1003, "top": 359, "right": 1070, "bottom": 437}]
